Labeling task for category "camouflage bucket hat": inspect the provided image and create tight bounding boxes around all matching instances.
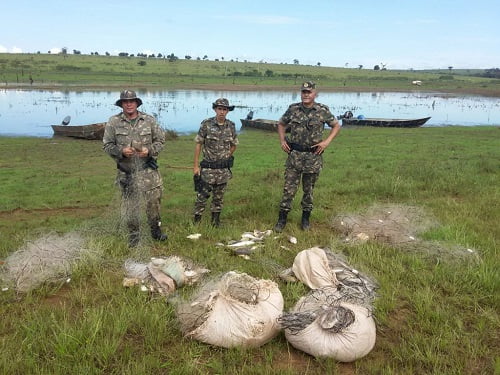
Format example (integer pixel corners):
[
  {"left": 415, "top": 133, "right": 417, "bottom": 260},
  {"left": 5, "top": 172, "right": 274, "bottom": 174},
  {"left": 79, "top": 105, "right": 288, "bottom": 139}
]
[
  {"left": 212, "top": 98, "right": 235, "bottom": 111},
  {"left": 115, "top": 90, "right": 143, "bottom": 107},
  {"left": 300, "top": 81, "right": 316, "bottom": 91}
]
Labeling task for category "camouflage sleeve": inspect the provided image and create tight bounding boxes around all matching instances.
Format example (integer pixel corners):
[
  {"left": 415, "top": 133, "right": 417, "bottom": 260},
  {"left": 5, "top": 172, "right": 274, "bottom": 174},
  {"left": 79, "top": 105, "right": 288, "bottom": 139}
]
[
  {"left": 279, "top": 103, "right": 300, "bottom": 126},
  {"left": 229, "top": 120, "right": 239, "bottom": 146},
  {"left": 102, "top": 115, "right": 122, "bottom": 160},
  {"left": 149, "top": 116, "right": 165, "bottom": 157},
  {"left": 279, "top": 105, "right": 293, "bottom": 125},
  {"left": 320, "top": 104, "right": 337, "bottom": 127},
  {"left": 194, "top": 119, "right": 209, "bottom": 144}
]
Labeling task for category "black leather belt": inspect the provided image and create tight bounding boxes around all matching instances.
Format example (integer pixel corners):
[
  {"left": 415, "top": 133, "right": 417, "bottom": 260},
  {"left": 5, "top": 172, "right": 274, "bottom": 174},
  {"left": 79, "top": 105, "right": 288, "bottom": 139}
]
[{"left": 289, "top": 143, "right": 317, "bottom": 152}]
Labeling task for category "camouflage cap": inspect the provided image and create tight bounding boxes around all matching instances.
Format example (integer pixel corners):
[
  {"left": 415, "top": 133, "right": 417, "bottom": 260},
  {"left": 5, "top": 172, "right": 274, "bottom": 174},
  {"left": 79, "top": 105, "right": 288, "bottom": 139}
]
[
  {"left": 212, "top": 98, "right": 235, "bottom": 111},
  {"left": 300, "top": 81, "right": 316, "bottom": 91},
  {"left": 115, "top": 90, "right": 143, "bottom": 107}
]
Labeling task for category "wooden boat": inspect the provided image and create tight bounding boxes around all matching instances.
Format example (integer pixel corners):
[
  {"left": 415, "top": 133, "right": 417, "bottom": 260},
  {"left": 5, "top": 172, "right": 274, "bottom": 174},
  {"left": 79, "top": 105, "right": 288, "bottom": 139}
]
[
  {"left": 240, "top": 118, "right": 292, "bottom": 133},
  {"left": 51, "top": 123, "right": 106, "bottom": 140},
  {"left": 341, "top": 116, "right": 431, "bottom": 128},
  {"left": 240, "top": 118, "right": 279, "bottom": 132}
]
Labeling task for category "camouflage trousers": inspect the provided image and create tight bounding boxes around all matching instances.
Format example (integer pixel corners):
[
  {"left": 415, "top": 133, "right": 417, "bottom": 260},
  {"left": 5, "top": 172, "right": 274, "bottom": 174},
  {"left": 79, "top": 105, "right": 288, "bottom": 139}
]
[
  {"left": 279, "top": 168, "right": 319, "bottom": 212},
  {"left": 120, "top": 178, "right": 163, "bottom": 233},
  {"left": 194, "top": 182, "right": 228, "bottom": 215}
]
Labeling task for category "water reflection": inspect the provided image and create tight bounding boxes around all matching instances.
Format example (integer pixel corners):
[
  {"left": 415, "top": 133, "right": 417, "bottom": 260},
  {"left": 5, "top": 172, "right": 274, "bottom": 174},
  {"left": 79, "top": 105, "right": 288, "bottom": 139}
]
[{"left": 0, "top": 89, "right": 499, "bottom": 137}]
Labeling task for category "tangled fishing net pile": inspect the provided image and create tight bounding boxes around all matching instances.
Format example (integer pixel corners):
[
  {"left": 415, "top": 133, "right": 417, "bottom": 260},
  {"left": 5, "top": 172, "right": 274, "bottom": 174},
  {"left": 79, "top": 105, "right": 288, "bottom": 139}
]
[
  {"left": 331, "top": 204, "right": 436, "bottom": 245},
  {"left": 0, "top": 232, "right": 94, "bottom": 292},
  {"left": 331, "top": 203, "right": 480, "bottom": 259}
]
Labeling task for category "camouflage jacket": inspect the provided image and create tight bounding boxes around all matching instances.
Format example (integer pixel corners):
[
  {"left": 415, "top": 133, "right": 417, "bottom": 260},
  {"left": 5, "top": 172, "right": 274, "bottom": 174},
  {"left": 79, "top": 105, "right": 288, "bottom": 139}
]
[
  {"left": 195, "top": 116, "right": 238, "bottom": 184},
  {"left": 280, "top": 102, "right": 336, "bottom": 174},
  {"left": 103, "top": 111, "right": 165, "bottom": 190},
  {"left": 280, "top": 102, "right": 336, "bottom": 147}
]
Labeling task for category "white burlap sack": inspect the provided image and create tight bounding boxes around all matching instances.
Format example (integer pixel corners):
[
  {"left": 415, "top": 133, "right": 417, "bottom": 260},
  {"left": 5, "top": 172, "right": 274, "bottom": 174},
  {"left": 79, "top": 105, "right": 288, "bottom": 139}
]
[
  {"left": 292, "top": 247, "right": 338, "bottom": 289},
  {"left": 284, "top": 299, "right": 376, "bottom": 362},
  {"left": 180, "top": 272, "right": 284, "bottom": 348}
]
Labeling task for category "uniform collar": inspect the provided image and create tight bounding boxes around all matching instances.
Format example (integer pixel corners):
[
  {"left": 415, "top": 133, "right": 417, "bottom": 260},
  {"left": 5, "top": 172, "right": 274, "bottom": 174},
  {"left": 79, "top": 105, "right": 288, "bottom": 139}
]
[
  {"left": 121, "top": 111, "right": 143, "bottom": 122},
  {"left": 212, "top": 117, "right": 227, "bottom": 126},
  {"left": 300, "top": 102, "right": 318, "bottom": 111}
]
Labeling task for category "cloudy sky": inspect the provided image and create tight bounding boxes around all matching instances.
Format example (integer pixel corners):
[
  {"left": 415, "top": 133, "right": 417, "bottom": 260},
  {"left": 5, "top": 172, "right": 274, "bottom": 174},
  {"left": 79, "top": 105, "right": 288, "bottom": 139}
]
[{"left": 1, "top": 0, "right": 498, "bottom": 69}]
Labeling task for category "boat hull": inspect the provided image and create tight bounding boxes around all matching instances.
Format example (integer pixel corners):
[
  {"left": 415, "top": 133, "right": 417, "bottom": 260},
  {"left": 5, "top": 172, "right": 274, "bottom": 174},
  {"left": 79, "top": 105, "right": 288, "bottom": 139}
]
[
  {"left": 51, "top": 123, "right": 106, "bottom": 140},
  {"left": 240, "top": 119, "right": 292, "bottom": 133},
  {"left": 240, "top": 119, "right": 279, "bottom": 132},
  {"left": 341, "top": 117, "right": 430, "bottom": 128}
]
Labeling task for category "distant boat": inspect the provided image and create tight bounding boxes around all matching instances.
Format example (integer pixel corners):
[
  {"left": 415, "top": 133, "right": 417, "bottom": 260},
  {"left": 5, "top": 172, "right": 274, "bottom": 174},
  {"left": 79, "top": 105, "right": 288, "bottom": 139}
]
[
  {"left": 341, "top": 116, "right": 431, "bottom": 128},
  {"left": 51, "top": 123, "right": 106, "bottom": 140},
  {"left": 240, "top": 118, "right": 279, "bottom": 132},
  {"left": 240, "top": 118, "right": 292, "bottom": 133}
]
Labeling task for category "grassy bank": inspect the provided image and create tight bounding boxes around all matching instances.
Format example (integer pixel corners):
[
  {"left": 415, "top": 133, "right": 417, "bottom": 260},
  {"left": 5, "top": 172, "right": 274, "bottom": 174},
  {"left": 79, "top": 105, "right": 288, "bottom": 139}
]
[
  {"left": 0, "top": 126, "right": 499, "bottom": 374},
  {"left": 1, "top": 53, "right": 499, "bottom": 96}
]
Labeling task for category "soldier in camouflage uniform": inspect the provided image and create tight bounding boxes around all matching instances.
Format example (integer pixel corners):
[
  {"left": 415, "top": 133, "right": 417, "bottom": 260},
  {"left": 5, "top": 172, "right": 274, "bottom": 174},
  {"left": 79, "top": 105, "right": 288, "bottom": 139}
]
[
  {"left": 193, "top": 98, "right": 238, "bottom": 227},
  {"left": 274, "top": 81, "right": 341, "bottom": 232},
  {"left": 103, "top": 90, "right": 168, "bottom": 247}
]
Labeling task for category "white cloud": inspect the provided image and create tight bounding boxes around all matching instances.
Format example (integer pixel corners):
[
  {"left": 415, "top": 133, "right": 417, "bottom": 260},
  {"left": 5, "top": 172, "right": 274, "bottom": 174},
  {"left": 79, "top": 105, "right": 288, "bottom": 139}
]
[
  {"left": 50, "top": 47, "right": 62, "bottom": 54},
  {"left": 0, "top": 45, "right": 23, "bottom": 53}
]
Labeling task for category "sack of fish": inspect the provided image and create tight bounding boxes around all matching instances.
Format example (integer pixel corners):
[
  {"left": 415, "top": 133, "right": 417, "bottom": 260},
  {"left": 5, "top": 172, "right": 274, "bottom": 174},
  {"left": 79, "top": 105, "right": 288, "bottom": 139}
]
[
  {"left": 176, "top": 271, "right": 283, "bottom": 348},
  {"left": 278, "top": 247, "right": 378, "bottom": 361},
  {"left": 122, "top": 240, "right": 378, "bottom": 361}
]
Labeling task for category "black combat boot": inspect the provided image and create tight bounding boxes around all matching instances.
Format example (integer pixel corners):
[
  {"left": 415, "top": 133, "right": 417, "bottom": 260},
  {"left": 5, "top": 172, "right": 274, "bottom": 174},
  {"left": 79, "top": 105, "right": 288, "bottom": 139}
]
[
  {"left": 274, "top": 210, "right": 288, "bottom": 233},
  {"left": 150, "top": 220, "right": 168, "bottom": 241},
  {"left": 301, "top": 211, "right": 311, "bottom": 231},
  {"left": 211, "top": 212, "right": 221, "bottom": 227},
  {"left": 193, "top": 214, "right": 202, "bottom": 223}
]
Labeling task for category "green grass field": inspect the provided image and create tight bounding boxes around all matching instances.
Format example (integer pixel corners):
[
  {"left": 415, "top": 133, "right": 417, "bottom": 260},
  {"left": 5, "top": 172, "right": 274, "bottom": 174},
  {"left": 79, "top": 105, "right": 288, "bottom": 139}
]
[
  {"left": 0, "top": 126, "right": 499, "bottom": 374},
  {"left": 1, "top": 53, "right": 499, "bottom": 96}
]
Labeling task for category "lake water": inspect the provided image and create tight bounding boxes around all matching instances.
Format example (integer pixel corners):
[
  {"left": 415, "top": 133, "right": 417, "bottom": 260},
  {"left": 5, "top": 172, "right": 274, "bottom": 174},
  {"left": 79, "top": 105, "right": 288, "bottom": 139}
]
[{"left": 0, "top": 89, "right": 499, "bottom": 137}]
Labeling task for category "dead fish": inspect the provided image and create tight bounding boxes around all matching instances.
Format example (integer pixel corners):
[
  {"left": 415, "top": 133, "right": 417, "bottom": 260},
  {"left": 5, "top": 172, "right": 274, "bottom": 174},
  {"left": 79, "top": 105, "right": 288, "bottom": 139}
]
[
  {"left": 254, "top": 229, "right": 272, "bottom": 237},
  {"left": 241, "top": 233, "right": 264, "bottom": 241},
  {"left": 232, "top": 247, "right": 254, "bottom": 256},
  {"left": 227, "top": 240, "right": 256, "bottom": 248}
]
